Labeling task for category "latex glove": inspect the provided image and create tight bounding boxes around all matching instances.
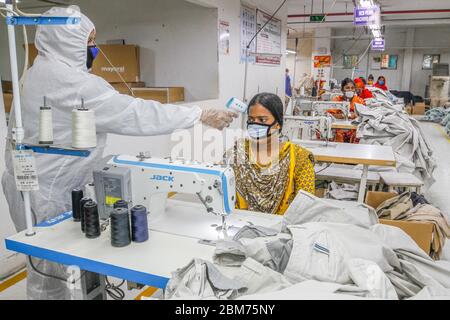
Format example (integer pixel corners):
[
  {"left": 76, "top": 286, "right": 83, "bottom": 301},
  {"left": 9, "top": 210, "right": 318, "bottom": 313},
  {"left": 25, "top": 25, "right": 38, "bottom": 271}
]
[{"left": 200, "top": 109, "right": 238, "bottom": 130}]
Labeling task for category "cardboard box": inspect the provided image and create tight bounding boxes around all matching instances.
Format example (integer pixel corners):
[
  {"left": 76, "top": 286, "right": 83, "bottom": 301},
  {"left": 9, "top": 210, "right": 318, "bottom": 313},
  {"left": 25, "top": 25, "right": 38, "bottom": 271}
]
[
  {"left": 3, "top": 92, "right": 13, "bottom": 113},
  {"left": 92, "top": 45, "right": 140, "bottom": 83},
  {"left": 412, "top": 102, "right": 426, "bottom": 115},
  {"left": 365, "top": 191, "right": 434, "bottom": 254},
  {"left": 315, "top": 188, "right": 326, "bottom": 198},
  {"left": 110, "top": 82, "right": 146, "bottom": 95},
  {"left": 132, "top": 87, "right": 185, "bottom": 104},
  {"left": 27, "top": 44, "right": 141, "bottom": 83}
]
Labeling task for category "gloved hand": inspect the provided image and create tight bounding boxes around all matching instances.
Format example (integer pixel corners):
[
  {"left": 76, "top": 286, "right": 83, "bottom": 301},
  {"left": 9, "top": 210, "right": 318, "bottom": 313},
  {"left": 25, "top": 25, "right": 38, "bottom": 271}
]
[{"left": 200, "top": 109, "right": 239, "bottom": 130}]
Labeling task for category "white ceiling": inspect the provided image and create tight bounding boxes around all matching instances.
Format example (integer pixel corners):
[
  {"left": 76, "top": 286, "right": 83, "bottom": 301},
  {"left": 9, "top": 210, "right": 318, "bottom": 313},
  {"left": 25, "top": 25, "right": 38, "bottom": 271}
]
[{"left": 287, "top": 0, "right": 450, "bottom": 31}]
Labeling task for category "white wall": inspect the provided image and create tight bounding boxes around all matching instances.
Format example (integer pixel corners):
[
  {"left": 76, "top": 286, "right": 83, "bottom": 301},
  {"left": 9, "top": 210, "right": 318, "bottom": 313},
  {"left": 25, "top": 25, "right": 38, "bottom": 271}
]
[
  {"left": 286, "top": 37, "right": 313, "bottom": 87},
  {"left": 331, "top": 25, "right": 450, "bottom": 95}
]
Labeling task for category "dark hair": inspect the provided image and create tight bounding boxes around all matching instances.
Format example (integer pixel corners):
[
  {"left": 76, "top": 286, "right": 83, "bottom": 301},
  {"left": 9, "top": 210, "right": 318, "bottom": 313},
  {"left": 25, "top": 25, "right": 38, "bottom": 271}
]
[
  {"left": 248, "top": 93, "right": 284, "bottom": 128},
  {"left": 368, "top": 74, "right": 374, "bottom": 80},
  {"left": 377, "top": 76, "right": 386, "bottom": 82},
  {"left": 360, "top": 77, "right": 367, "bottom": 85},
  {"left": 341, "top": 78, "right": 355, "bottom": 90}
]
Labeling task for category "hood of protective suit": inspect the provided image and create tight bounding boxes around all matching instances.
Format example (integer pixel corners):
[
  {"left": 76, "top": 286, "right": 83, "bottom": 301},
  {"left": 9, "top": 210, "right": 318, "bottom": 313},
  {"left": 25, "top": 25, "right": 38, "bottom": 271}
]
[{"left": 35, "top": 6, "right": 95, "bottom": 72}]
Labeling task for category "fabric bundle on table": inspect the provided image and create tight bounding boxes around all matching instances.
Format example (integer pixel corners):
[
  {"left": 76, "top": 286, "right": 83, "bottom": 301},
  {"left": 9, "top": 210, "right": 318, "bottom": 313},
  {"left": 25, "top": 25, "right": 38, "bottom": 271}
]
[
  {"left": 375, "top": 192, "right": 450, "bottom": 259},
  {"left": 354, "top": 105, "right": 436, "bottom": 185},
  {"left": 164, "top": 192, "right": 450, "bottom": 300}
]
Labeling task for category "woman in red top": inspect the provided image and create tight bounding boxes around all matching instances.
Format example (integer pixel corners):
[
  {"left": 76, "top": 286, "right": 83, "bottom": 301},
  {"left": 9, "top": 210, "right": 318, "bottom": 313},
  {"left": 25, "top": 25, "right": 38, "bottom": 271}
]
[
  {"left": 374, "top": 76, "right": 388, "bottom": 91},
  {"left": 355, "top": 78, "right": 373, "bottom": 100}
]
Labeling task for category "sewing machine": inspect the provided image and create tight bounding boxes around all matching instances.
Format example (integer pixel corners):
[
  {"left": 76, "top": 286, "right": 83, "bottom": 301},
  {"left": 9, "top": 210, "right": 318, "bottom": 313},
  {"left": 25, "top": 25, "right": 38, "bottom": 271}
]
[
  {"left": 93, "top": 154, "right": 236, "bottom": 221},
  {"left": 312, "top": 101, "right": 350, "bottom": 120},
  {"left": 283, "top": 115, "right": 334, "bottom": 142}
]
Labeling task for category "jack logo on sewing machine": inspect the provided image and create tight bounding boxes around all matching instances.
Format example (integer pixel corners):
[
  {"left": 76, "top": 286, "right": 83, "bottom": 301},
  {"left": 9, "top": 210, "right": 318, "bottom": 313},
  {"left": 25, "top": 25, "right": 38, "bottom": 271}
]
[{"left": 150, "top": 175, "right": 174, "bottom": 182}]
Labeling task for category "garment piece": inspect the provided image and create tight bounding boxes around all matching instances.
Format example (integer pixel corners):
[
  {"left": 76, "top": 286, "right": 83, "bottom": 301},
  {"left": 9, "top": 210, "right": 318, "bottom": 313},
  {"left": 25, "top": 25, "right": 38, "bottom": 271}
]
[
  {"left": 376, "top": 192, "right": 414, "bottom": 220},
  {"left": 397, "top": 204, "right": 450, "bottom": 260},
  {"left": 347, "top": 258, "right": 398, "bottom": 300},
  {"left": 407, "top": 286, "right": 450, "bottom": 300},
  {"left": 232, "top": 258, "right": 293, "bottom": 296},
  {"left": 410, "top": 192, "right": 430, "bottom": 207},
  {"left": 2, "top": 7, "right": 203, "bottom": 300},
  {"left": 331, "top": 94, "right": 365, "bottom": 113},
  {"left": 283, "top": 191, "right": 379, "bottom": 230},
  {"left": 232, "top": 225, "right": 279, "bottom": 241},
  {"left": 164, "top": 259, "right": 247, "bottom": 300},
  {"left": 284, "top": 223, "right": 396, "bottom": 285},
  {"left": 237, "top": 280, "right": 371, "bottom": 300},
  {"left": 327, "top": 181, "right": 359, "bottom": 201},
  {"left": 239, "top": 234, "right": 293, "bottom": 273},
  {"left": 424, "top": 107, "right": 450, "bottom": 123},
  {"left": 354, "top": 104, "right": 436, "bottom": 184},
  {"left": 227, "top": 139, "right": 315, "bottom": 215},
  {"left": 213, "top": 240, "right": 247, "bottom": 267}
]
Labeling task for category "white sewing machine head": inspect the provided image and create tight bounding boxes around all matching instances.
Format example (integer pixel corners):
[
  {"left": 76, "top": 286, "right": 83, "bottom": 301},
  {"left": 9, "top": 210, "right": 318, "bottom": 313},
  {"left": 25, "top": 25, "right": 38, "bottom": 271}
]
[
  {"left": 283, "top": 115, "right": 334, "bottom": 141},
  {"left": 312, "top": 101, "right": 350, "bottom": 119},
  {"left": 93, "top": 155, "right": 236, "bottom": 219}
]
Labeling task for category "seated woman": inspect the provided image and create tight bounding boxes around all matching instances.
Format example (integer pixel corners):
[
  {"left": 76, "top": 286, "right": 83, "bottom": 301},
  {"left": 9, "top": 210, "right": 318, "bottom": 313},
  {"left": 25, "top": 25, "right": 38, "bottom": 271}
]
[
  {"left": 331, "top": 78, "right": 366, "bottom": 119},
  {"left": 374, "top": 76, "right": 388, "bottom": 91},
  {"left": 331, "top": 78, "right": 365, "bottom": 143},
  {"left": 355, "top": 78, "right": 373, "bottom": 100},
  {"left": 226, "top": 93, "right": 315, "bottom": 215}
]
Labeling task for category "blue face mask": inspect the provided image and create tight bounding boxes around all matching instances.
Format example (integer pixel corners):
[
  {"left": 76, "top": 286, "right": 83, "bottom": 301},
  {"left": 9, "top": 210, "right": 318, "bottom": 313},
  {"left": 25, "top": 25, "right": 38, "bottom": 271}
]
[
  {"left": 378, "top": 80, "right": 385, "bottom": 85},
  {"left": 247, "top": 122, "right": 276, "bottom": 140},
  {"left": 87, "top": 45, "right": 99, "bottom": 70}
]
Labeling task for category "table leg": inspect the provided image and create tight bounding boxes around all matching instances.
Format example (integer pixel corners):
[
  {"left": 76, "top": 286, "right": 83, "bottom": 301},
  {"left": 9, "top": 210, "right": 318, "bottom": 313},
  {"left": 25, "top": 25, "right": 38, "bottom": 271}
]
[{"left": 358, "top": 164, "right": 369, "bottom": 203}]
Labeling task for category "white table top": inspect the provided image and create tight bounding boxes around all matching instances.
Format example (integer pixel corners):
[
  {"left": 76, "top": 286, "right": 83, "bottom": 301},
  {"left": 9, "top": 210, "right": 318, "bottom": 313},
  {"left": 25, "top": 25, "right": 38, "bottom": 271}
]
[
  {"left": 293, "top": 140, "right": 397, "bottom": 167},
  {"left": 5, "top": 200, "right": 281, "bottom": 288}
]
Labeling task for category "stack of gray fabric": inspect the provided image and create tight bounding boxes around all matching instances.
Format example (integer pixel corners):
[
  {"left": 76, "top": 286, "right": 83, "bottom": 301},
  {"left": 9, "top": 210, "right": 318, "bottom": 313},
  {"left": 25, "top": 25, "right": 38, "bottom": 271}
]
[
  {"left": 355, "top": 105, "right": 436, "bottom": 184},
  {"left": 164, "top": 191, "right": 450, "bottom": 300},
  {"left": 442, "top": 113, "right": 450, "bottom": 137},
  {"left": 424, "top": 107, "right": 450, "bottom": 123}
]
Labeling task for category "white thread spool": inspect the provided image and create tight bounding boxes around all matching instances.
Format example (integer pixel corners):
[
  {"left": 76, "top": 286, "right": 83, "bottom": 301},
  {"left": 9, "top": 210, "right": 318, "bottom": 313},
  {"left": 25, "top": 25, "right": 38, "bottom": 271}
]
[
  {"left": 84, "top": 183, "right": 97, "bottom": 202},
  {"left": 72, "top": 104, "right": 97, "bottom": 149},
  {"left": 39, "top": 97, "right": 53, "bottom": 145}
]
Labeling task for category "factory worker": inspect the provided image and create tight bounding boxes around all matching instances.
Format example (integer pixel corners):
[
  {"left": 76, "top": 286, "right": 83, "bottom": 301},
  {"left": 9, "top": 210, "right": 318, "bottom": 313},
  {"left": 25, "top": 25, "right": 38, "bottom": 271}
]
[
  {"left": 374, "top": 76, "right": 388, "bottom": 91},
  {"left": 330, "top": 78, "right": 365, "bottom": 118},
  {"left": 330, "top": 78, "right": 365, "bottom": 143},
  {"left": 2, "top": 6, "right": 237, "bottom": 300},
  {"left": 354, "top": 78, "right": 373, "bottom": 100},
  {"left": 225, "top": 93, "right": 315, "bottom": 215}
]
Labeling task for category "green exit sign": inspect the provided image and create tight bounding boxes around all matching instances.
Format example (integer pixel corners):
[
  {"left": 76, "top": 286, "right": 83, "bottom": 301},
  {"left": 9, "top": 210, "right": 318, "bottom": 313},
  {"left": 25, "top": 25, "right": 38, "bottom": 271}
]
[{"left": 310, "top": 15, "right": 325, "bottom": 22}]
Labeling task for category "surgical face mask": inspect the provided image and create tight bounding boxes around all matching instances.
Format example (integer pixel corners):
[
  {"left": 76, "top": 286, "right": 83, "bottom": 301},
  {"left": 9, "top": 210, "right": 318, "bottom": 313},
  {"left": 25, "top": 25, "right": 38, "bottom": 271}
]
[
  {"left": 344, "top": 91, "right": 355, "bottom": 99},
  {"left": 86, "top": 45, "right": 99, "bottom": 70},
  {"left": 247, "top": 122, "right": 277, "bottom": 140},
  {"left": 378, "top": 80, "right": 385, "bottom": 85}
]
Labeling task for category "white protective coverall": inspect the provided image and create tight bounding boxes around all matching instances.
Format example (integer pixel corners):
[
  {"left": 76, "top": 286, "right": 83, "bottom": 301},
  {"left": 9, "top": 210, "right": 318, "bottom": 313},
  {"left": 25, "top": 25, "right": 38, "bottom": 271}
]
[{"left": 1, "top": 6, "right": 214, "bottom": 299}]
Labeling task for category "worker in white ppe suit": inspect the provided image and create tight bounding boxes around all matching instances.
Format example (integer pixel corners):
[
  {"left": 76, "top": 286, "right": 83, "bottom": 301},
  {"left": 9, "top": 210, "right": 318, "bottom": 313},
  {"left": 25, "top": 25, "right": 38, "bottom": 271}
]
[{"left": 1, "top": 6, "right": 237, "bottom": 300}]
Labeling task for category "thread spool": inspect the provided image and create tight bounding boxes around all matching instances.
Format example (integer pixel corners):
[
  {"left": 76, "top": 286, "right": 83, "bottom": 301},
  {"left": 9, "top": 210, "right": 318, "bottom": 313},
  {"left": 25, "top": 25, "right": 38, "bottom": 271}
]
[
  {"left": 130, "top": 205, "right": 149, "bottom": 243},
  {"left": 72, "top": 100, "right": 96, "bottom": 149},
  {"left": 84, "top": 183, "right": 96, "bottom": 202},
  {"left": 84, "top": 201, "right": 101, "bottom": 239},
  {"left": 113, "top": 200, "right": 128, "bottom": 210},
  {"left": 39, "top": 97, "right": 53, "bottom": 145},
  {"left": 80, "top": 197, "right": 92, "bottom": 233},
  {"left": 110, "top": 207, "right": 131, "bottom": 248},
  {"left": 71, "top": 189, "right": 83, "bottom": 222}
]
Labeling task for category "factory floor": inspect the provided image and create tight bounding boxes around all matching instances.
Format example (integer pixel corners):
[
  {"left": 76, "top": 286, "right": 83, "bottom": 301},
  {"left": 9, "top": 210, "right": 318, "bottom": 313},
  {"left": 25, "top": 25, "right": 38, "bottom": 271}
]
[{"left": 0, "top": 121, "right": 449, "bottom": 300}]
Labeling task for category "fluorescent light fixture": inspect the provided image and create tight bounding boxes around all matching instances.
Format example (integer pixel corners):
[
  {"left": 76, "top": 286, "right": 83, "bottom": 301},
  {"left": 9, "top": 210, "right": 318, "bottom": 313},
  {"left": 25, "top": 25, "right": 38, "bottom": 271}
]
[
  {"left": 359, "top": 0, "right": 375, "bottom": 8},
  {"left": 286, "top": 49, "right": 296, "bottom": 55}
]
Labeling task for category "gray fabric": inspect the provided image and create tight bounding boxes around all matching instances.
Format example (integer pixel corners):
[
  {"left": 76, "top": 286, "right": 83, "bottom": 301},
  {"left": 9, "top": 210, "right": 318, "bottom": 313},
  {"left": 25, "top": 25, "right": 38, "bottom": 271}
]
[
  {"left": 424, "top": 107, "right": 450, "bottom": 123},
  {"left": 239, "top": 233, "right": 292, "bottom": 273},
  {"left": 327, "top": 182, "right": 358, "bottom": 201},
  {"left": 284, "top": 223, "right": 397, "bottom": 285},
  {"left": 347, "top": 258, "right": 398, "bottom": 300},
  {"left": 231, "top": 258, "right": 293, "bottom": 295},
  {"left": 164, "top": 259, "right": 247, "bottom": 300},
  {"left": 213, "top": 240, "right": 247, "bottom": 267},
  {"left": 354, "top": 104, "right": 436, "bottom": 185},
  {"left": 283, "top": 191, "right": 379, "bottom": 230},
  {"left": 408, "top": 286, "right": 450, "bottom": 300},
  {"left": 232, "top": 225, "right": 279, "bottom": 241}
]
